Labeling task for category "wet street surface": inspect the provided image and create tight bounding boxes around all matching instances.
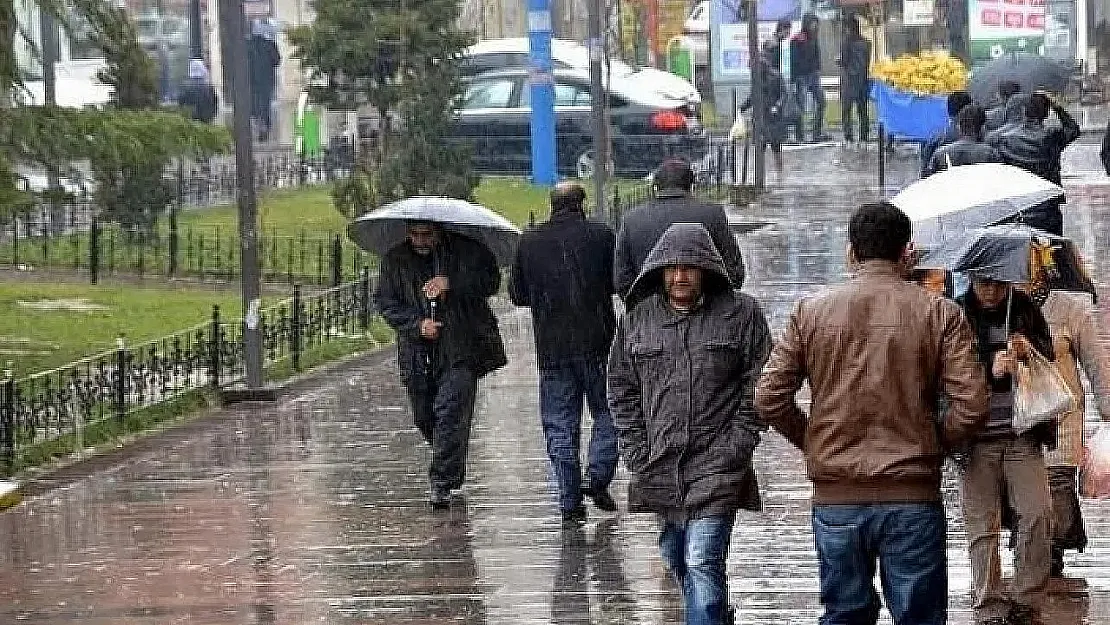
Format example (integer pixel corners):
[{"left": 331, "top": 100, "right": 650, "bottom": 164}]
[{"left": 4, "top": 146, "right": 1110, "bottom": 623}]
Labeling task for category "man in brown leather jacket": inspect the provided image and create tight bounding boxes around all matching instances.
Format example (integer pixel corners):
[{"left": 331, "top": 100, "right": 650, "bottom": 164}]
[{"left": 755, "top": 202, "right": 990, "bottom": 625}]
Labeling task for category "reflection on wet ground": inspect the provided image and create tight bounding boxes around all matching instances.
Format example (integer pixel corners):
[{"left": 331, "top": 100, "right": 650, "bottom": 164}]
[{"left": 3, "top": 148, "right": 1110, "bottom": 623}]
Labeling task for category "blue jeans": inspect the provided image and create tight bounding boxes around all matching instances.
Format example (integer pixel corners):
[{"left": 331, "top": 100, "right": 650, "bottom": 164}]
[
  {"left": 659, "top": 514, "right": 736, "bottom": 625},
  {"left": 813, "top": 504, "right": 947, "bottom": 625},
  {"left": 539, "top": 357, "right": 618, "bottom": 511}
]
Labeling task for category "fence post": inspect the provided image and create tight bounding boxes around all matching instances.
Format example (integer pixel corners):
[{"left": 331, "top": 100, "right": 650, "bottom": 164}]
[
  {"left": 1, "top": 374, "right": 14, "bottom": 473},
  {"left": 292, "top": 284, "right": 303, "bottom": 372},
  {"left": 113, "top": 336, "right": 128, "bottom": 421},
  {"left": 331, "top": 235, "right": 342, "bottom": 287},
  {"left": 359, "top": 266, "right": 371, "bottom": 331},
  {"left": 89, "top": 218, "right": 100, "bottom": 284},
  {"left": 209, "top": 305, "right": 221, "bottom": 389},
  {"left": 168, "top": 202, "right": 179, "bottom": 277},
  {"left": 878, "top": 123, "right": 887, "bottom": 191}
]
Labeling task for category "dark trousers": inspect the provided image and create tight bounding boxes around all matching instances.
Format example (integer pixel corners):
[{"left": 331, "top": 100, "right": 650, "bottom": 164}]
[
  {"left": 539, "top": 357, "right": 619, "bottom": 511},
  {"left": 841, "top": 85, "right": 869, "bottom": 141},
  {"left": 407, "top": 366, "right": 478, "bottom": 490},
  {"left": 794, "top": 72, "right": 827, "bottom": 141},
  {"left": 813, "top": 503, "right": 947, "bottom": 625}
]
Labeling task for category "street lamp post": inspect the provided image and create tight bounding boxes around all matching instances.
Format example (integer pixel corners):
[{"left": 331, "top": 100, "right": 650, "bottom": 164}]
[{"left": 218, "top": 0, "right": 273, "bottom": 401}]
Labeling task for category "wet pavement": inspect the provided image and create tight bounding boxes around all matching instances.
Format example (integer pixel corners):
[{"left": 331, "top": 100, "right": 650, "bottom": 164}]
[{"left": 4, "top": 149, "right": 1110, "bottom": 624}]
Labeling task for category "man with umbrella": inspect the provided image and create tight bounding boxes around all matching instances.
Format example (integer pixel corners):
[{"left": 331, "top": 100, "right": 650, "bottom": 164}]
[
  {"left": 987, "top": 92, "right": 1080, "bottom": 235},
  {"left": 374, "top": 220, "right": 507, "bottom": 509}
]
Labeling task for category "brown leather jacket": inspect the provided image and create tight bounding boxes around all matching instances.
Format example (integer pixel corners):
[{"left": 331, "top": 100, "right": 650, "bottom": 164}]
[{"left": 754, "top": 261, "right": 990, "bottom": 505}]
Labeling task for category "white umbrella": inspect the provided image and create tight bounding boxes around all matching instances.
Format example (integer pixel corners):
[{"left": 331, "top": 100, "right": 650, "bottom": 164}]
[
  {"left": 348, "top": 197, "right": 522, "bottom": 265},
  {"left": 890, "top": 163, "right": 1064, "bottom": 248}
]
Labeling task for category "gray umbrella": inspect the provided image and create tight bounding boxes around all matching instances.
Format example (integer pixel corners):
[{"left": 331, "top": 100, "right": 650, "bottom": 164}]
[
  {"left": 347, "top": 197, "right": 522, "bottom": 265},
  {"left": 917, "top": 224, "right": 1095, "bottom": 296},
  {"left": 968, "top": 53, "right": 1069, "bottom": 104}
]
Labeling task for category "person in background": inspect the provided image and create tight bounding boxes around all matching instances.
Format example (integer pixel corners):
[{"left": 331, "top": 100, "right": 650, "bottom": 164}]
[
  {"left": 248, "top": 19, "right": 282, "bottom": 142},
  {"left": 988, "top": 92, "right": 1080, "bottom": 236},
  {"left": 920, "top": 90, "right": 973, "bottom": 176},
  {"left": 509, "top": 182, "right": 620, "bottom": 527},
  {"left": 613, "top": 158, "right": 745, "bottom": 303},
  {"left": 956, "top": 278, "right": 1055, "bottom": 625},
  {"left": 741, "top": 50, "right": 789, "bottom": 172},
  {"left": 924, "top": 104, "right": 1001, "bottom": 176},
  {"left": 985, "top": 81, "right": 1022, "bottom": 132},
  {"left": 1024, "top": 265, "right": 1110, "bottom": 578},
  {"left": 790, "top": 13, "right": 829, "bottom": 143},
  {"left": 838, "top": 16, "right": 872, "bottom": 146},
  {"left": 756, "top": 202, "right": 989, "bottom": 625},
  {"left": 375, "top": 222, "right": 507, "bottom": 509},
  {"left": 609, "top": 223, "right": 771, "bottom": 625},
  {"left": 177, "top": 59, "right": 218, "bottom": 123}
]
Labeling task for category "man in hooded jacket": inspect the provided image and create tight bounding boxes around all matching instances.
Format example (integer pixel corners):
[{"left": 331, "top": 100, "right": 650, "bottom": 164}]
[{"left": 608, "top": 223, "right": 771, "bottom": 625}]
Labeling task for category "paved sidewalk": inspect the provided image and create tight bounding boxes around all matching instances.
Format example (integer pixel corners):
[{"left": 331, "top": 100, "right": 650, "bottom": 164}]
[{"left": 3, "top": 182, "right": 1110, "bottom": 624}]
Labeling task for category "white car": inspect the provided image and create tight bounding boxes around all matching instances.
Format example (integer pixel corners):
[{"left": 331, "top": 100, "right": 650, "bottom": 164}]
[{"left": 462, "top": 38, "right": 702, "bottom": 111}]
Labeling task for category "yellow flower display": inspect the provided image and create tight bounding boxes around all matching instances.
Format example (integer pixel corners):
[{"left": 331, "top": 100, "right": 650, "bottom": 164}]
[{"left": 871, "top": 51, "right": 969, "bottom": 96}]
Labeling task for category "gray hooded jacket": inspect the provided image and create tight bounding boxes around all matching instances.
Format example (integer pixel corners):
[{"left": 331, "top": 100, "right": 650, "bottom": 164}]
[{"left": 608, "top": 223, "right": 771, "bottom": 519}]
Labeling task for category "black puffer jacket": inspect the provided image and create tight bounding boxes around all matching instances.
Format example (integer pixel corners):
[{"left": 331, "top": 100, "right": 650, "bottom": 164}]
[{"left": 608, "top": 223, "right": 771, "bottom": 519}]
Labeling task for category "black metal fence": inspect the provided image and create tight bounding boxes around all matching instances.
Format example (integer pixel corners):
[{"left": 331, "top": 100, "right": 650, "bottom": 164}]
[{"left": 0, "top": 271, "right": 376, "bottom": 475}]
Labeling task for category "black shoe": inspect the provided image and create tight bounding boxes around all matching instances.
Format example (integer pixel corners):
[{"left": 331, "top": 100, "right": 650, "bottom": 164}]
[
  {"left": 561, "top": 505, "right": 587, "bottom": 528},
  {"left": 582, "top": 485, "right": 618, "bottom": 512},
  {"left": 429, "top": 486, "right": 451, "bottom": 510}
]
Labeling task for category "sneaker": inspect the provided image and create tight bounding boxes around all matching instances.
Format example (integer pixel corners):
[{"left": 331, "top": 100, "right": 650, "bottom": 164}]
[
  {"left": 429, "top": 485, "right": 451, "bottom": 510},
  {"left": 561, "top": 505, "right": 587, "bottom": 528},
  {"left": 1007, "top": 604, "right": 1044, "bottom": 625},
  {"left": 582, "top": 485, "right": 618, "bottom": 512}
]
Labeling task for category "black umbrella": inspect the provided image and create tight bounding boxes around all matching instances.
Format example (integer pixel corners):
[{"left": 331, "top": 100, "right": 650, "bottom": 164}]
[
  {"left": 917, "top": 224, "right": 1095, "bottom": 297},
  {"left": 968, "top": 53, "right": 1069, "bottom": 104}
]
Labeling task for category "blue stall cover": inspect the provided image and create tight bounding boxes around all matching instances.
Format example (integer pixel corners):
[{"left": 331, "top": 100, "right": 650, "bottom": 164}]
[{"left": 870, "top": 81, "right": 949, "bottom": 142}]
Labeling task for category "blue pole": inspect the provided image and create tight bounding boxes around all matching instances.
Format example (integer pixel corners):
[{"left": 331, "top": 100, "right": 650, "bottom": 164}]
[{"left": 528, "top": 0, "right": 557, "bottom": 186}]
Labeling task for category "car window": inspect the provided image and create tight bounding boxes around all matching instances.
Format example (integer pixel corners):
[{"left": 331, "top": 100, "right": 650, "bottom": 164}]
[
  {"left": 461, "top": 79, "right": 516, "bottom": 109},
  {"left": 554, "top": 82, "right": 591, "bottom": 106}
]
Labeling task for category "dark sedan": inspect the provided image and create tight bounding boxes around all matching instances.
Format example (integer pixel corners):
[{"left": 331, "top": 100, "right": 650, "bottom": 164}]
[{"left": 448, "top": 68, "right": 708, "bottom": 178}]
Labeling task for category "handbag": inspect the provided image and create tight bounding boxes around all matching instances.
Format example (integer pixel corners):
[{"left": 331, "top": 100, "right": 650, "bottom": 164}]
[{"left": 1012, "top": 349, "right": 1076, "bottom": 435}]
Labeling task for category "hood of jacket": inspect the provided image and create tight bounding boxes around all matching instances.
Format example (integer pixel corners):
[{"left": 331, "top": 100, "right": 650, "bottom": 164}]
[{"left": 627, "top": 222, "right": 732, "bottom": 305}]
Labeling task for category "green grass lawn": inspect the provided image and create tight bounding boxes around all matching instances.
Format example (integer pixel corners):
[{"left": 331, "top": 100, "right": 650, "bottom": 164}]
[{"left": 0, "top": 282, "right": 249, "bottom": 377}]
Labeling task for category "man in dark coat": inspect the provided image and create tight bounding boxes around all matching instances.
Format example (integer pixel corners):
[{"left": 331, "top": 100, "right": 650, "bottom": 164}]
[
  {"left": 920, "top": 90, "right": 973, "bottom": 176},
  {"left": 988, "top": 93, "right": 1080, "bottom": 236},
  {"left": 837, "top": 17, "right": 871, "bottom": 144},
  {"left": 790, "top": 13, "right": 828, "bottom": 143},
  {"left": 375, "top": 222, "right": 507, "bottom": 509},
  {"left": 247, "top": 19, "right": 282, "bottom": 142},
  {"left": 613, "top": 158, "right": 745, "bottom": 303},
  {"left": 925, "top": 104, "right": 1001, "bottom": 176},
  {"left": 177, "top": 59, "right": 218, "bottom": 123},
  {"left": 509, "top": 182, "right": 619, "bottom": 527},
  {"left": 608, "top": 223, "right": 771, "bottom": 625}
]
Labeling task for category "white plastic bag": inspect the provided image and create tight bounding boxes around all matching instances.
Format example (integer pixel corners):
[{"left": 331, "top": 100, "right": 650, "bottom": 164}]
[
  {"left": 1012, "top": 350, "right": 1075, "bottom": 434},
  {"left": 1082, "top": 426, "right": 1110, "bottom": 499}
]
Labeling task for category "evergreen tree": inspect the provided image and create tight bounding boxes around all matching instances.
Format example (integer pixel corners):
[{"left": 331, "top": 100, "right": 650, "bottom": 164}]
[{"left": 289, "top": 0, "right": 478, "bottom": 215}]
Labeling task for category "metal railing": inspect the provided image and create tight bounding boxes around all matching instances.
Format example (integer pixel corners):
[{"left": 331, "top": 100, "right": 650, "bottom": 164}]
[{"left": 0, "top": 270, "right": 376, "bottom": 475}]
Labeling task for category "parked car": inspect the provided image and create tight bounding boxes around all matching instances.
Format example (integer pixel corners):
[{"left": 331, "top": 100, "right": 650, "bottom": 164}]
[
  {"left": 448, "top": 68, "right": 706, "bottom": 178},
  {"left": 462, "top": 38, "right": 702, "bottom": 113}
]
